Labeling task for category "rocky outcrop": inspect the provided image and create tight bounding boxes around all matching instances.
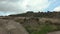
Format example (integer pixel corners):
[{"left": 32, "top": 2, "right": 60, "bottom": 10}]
[{"left": 0, "top": 19, "right": 29, "bottom": 34}]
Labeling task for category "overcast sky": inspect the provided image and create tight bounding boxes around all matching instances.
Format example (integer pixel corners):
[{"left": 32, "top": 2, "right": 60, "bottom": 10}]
[{"left": 0, "top": 0, "right": 60, "bottom": 16}]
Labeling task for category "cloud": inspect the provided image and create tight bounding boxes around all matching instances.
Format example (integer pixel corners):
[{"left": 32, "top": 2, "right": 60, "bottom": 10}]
[
  {"left": 53, "top": 6, "right": 60, "bottom": 11},
  {"left": 21, "top": 0, "right": 50, "bottom": 12},
  {"left": 0, "top": 0, "right": 51, "bottom": 16},
  {"left": 0, "top": 0, "right": 20, "bottom": 2},
  {"left": 0, "top": 0, "right": 23, "bottom": 13}
]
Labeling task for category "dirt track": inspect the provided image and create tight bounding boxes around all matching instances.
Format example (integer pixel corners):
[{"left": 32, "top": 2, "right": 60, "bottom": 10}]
[
  {"left": 47, "top": 31, "right": 60, "bottom": 34},
  {"left": 0, "top": 19, "right": 29, "bottom": 34}
]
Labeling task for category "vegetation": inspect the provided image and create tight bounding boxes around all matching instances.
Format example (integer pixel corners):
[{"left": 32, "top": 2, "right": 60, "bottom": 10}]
[
  {"left": 1, "top": 11, "right": 60, "bottom": 34},
  {"left": 9, "top": 11, "right": 60, "bottom": 18},
  {"left": 15, "top": 17, "right": 60, "bottom": 34}
]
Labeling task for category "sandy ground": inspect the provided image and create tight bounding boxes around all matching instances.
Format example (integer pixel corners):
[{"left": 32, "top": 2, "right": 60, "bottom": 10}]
[
  {"left": 47, "top": 31, "right": 60, "bottom": 34},
  {"left": 0, "top": 19, "right": 29, "bottom": 34}
]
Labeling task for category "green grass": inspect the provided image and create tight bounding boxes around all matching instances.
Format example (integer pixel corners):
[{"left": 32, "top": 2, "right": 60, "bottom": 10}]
[{"left": 25, "top": 24, "right": 58, "bottom": 34}]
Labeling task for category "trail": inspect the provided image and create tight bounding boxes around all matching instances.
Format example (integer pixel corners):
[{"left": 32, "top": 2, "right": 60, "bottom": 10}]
[
  {"left": 0, "top": 19, "right": 29, "bottom": 34},
  {"left": 47, "top": 31, "right": 60, "bottom": 34}
]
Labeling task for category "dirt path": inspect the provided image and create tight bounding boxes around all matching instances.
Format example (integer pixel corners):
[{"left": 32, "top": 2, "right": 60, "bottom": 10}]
[
  {"left": 0, "top": 19, "right": 29, "bottom": 34},
  {"left": 47, "top": 31, "right": 60, "bottom": 34}
]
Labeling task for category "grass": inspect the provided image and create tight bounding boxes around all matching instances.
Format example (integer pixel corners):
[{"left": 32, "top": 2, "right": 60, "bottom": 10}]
[
  {"left": 15, "top": 18, "right": 60, "bottom": 34},
  {"left": 25, "top": 24, "right": 59, "bottom": 34}
]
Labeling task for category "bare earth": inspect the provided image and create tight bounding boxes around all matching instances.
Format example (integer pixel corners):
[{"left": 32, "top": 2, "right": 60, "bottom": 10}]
[
  {"left": 47, "top": 31, "right": 60, "bottom": 34},
  {"left": 0, "top": 19, "right": 29, "bottom": 34}
]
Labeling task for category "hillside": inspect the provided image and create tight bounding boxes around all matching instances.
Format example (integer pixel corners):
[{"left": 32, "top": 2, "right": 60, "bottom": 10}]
[
  {"left": 0, "top": 11, "right": 60, "bottom": 34},
  {"left": 9, "top": 11, "right": 60, "bottom": 18}
]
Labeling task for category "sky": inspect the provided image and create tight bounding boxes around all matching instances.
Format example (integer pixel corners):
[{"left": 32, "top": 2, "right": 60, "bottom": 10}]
[{"left": 0, "top": 0, "right": 60, "bottom": 16}]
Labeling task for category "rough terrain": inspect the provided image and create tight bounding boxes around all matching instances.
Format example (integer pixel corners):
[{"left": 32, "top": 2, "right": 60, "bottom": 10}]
[
  {"left": 0, "top": 19, "right": 29, "bottom": 34},
  {"left": 47, "top": 31, "right": 60, "bottom": 34}
]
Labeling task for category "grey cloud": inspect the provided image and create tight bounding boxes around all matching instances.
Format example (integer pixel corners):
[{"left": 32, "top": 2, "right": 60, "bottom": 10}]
[
  {"left": 0, "top": 0, "right": 50, "bottom": 16},
  {"left": 0, "top": 0, "right": 23, "bottom": 11},
  {"left": 0, "top": 0, "right": 23, "bottom": 16}
]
